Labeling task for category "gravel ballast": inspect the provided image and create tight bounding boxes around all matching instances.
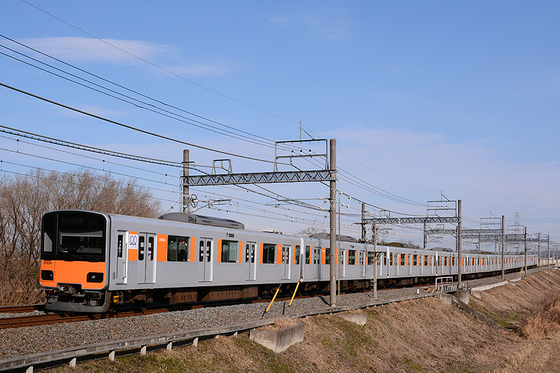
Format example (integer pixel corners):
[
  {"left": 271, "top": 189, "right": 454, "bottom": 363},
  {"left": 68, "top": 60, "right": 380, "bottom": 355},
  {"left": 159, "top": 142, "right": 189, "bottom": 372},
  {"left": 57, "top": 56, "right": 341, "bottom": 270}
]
[{"left": 0, "top": 270, "right": 536, "bottom": 360}]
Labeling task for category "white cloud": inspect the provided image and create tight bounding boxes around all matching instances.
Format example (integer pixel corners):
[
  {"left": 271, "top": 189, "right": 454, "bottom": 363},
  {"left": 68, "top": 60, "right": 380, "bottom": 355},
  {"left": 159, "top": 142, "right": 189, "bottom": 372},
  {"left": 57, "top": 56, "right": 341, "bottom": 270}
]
[
  {"left": 20, "top": 37, "right": 169, "bottom": 64},
  {"left": 19, "top": 37, "right": 235, "bottom": 77},
  {"left": 164, "top": 63, "right": 234, "bottom": 77},
  {"left": 271, "top": 7, "right": 352, "bottom": 41},
  {"left": 326, "top": 125, "right": 560, "bottom": 239}
]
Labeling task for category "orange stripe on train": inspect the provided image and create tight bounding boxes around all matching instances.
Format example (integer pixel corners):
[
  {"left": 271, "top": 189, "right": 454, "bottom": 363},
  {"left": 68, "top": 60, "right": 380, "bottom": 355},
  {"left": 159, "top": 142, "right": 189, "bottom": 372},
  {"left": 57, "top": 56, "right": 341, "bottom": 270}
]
[{"left": 40, "top": 259, "right": 106, "bottom": 290}]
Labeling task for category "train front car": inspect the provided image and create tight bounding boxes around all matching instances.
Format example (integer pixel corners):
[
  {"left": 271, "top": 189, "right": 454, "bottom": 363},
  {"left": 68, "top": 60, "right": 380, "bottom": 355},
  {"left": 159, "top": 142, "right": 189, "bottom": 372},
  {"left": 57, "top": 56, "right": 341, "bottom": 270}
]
[{"left": 40, "top": 210, "right": 110, "bottom": 312}]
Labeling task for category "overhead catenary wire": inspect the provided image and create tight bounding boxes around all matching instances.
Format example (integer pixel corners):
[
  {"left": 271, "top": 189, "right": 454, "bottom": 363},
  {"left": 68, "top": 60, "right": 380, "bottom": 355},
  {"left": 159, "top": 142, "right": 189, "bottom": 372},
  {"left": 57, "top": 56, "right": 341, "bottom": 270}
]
[
  {"left": 0, "top": 46, "right": 277, "bottom": 149},
  {"left": 0, "top": 34, "right": 282, "bottom": 146},
  {"left": 0, "top": 132, "right": 177, "bottom": 178},
  {"left": 0, "top": 124, "right": 182, "bottom": 167},
  {"left": 0, "top": 133, "right": 357, "bottom": 231},
  {"left": 0, "top": 128, "right": 340, "bottom": 223},
  {"left": 0, "top": 36, "right": 432, "bottom": 213},
  {"left": 0, "top": 21, "right": 456, "bottom": 236},
  {"left": 0, "top": 82, "right": 292, "bottom": 165}
]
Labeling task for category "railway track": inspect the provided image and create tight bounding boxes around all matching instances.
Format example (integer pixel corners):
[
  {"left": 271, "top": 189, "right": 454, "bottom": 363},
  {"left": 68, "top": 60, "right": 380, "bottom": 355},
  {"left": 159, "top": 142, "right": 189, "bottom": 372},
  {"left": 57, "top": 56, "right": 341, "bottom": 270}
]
[
  {"left": 0, "top": 282, "right": 455, "bottom": 330},
  {"left": 0, "top": 293, "right": 320, "bottom": 330},
  {"left": 0, "top": 304, "right": 45, "bottom": 313},
  {"left": 0, "top": 307, "right": 173, "bottom": 330}
]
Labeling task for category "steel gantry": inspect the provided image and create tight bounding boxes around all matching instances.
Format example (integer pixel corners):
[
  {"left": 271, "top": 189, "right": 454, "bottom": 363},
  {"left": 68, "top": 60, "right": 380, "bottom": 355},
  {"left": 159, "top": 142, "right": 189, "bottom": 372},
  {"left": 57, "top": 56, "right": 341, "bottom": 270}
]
[
  {"left": 181, "top": 139, "right": 341, "bottom": 307},
  {"left": 363, "top": 200, "right": 464, "bottom": 296}
]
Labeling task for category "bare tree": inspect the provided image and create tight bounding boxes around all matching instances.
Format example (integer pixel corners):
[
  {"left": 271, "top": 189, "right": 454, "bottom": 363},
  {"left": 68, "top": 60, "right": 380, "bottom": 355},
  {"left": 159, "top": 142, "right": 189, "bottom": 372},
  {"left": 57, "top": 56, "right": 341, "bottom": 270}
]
[
  {"left": 295, "top": 226, "right": 327, "bottom": 237},
  {"left": 0, "top": 169, "right": 162, "bottom": 305}
]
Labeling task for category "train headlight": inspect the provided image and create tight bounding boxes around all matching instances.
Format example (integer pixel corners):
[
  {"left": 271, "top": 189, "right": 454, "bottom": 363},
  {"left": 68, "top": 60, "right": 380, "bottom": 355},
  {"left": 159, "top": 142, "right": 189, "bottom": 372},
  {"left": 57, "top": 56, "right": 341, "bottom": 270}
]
[
  {"left": 41, "top": 270, "right": 54, "bottom": 281},
  {"left": 87, "top": 272, "right": 104, "bottom": 283}
]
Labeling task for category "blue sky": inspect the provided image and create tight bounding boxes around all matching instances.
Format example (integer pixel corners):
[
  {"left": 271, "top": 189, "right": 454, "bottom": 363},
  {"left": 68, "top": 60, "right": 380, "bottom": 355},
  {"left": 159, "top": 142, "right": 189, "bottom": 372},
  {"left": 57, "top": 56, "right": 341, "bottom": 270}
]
[{"left": 1, "top": 1, "right": 559, "bottom": 249}]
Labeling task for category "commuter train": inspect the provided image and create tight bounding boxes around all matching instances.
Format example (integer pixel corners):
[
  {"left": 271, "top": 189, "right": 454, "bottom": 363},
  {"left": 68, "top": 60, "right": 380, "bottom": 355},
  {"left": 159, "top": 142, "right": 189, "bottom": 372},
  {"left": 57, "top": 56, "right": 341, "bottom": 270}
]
[{"left": 39, "top": 210, "right": 537, "bottom": 312}]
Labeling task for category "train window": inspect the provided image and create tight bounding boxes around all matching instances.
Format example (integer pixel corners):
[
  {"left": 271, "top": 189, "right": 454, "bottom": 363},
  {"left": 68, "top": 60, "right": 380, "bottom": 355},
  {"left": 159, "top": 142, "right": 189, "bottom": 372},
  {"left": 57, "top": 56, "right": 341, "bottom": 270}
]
[
  {"left": 117, "top": 235, "right": 123, "bottom": 258},
  {"left": 206, "top": 241, "right": 211, "bottom": 262},
  {"left": 313, "top": 248, "right": 319, "bottom": 264},
  {"left": 167, "top": 236, "right": 190, "bottom": 262},
  {"left": 199, "top": 241, "right": 204, "bottom": 262},
  {"left": 325, "top": 248, "right": 330, "bottom": 265},
  {"left": 368, "top": 252, "right": 374, "bottom": 265},
  {"left": 263, "top": 243, "right": 275, "bottom": 264},
  {"left": 282, "top": 245, "right": 290, "bottom": 264},
  {"left": 294, "top": 245, "right": 300, "bottom": 264},
  {"left": 348, "top": 250, "right": 356, "bottom": 265},
  {"left": 148, "top": 237, "right": 154, "bottom": 261},
  {"left": 42, "top": 214, "right": 56, "bottom": 253},
  {"left": 390, "top": 253, "right": 394, "bottom": 266},
  {"left": 305, "top": 245, "right": 311, "bottom": 264},
  {"left": 138, "top": 236, "right": 145, "bottom": 261},
  {"left": 413, "top": 254, "right": 418, "bottom": 266},
  {"left": 400, "top": 254, "right": 406, "bottom": 266},
  {"left": 221, "top": 240, "right": 239, "bottom": 263}
]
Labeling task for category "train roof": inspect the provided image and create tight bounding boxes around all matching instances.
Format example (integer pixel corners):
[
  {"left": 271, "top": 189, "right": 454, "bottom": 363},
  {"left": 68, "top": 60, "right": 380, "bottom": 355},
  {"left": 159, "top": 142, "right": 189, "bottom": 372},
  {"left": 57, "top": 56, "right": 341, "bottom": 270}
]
[
  {"left": 158, "top": 212, "right": 245, "bottom": 230},
  {"left": 309, "top": 233, "right": 359, "bottom": 243}
]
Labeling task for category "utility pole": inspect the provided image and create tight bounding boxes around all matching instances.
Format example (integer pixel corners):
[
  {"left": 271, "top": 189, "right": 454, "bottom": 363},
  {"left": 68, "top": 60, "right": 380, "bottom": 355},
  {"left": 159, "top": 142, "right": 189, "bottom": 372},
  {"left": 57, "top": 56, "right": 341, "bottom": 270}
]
[
  {"left": 182, "top": 149, "right": 189, "bottom": 212},
  {"left": 547, "top": 234, "right": 550, "bottom": 268},
  {"left": 361, "top": 203, "right": 366, "bottom": 242},
  {"left": 457, "top": 200, "right": 462, "bottom": 289},
  {"left": 538, "top": 233, "right": 541, "bottom": 270},
  {"left": 329, "top": 139, "right": 337, "bottom": 307},
  {"left": 524, "top": 227, "right": 527, "bottom": 274},
  {"left": 373, "top": 223, "right": 378, "bottom": 299}
]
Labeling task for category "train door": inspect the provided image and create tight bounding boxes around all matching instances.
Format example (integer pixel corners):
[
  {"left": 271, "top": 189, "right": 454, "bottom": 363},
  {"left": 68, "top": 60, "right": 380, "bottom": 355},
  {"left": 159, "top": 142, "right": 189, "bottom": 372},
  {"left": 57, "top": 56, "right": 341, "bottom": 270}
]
[
  {"left": 385, "top": 247, "right": 394, "bottom": 278},
  {"left": 313, "top": 247, "right": 320, "bottom": 279},
  {"left": 116, "top": 231, "right": 128, "bottom": 285},
  {"left": 199, "top": 237, "right": 213, "bottom": 282},
  {"left": 138, "top": 233, "right": 156, "bottom": 284},
  {"left": 246, "top": 241, "right": 257, "bottom": 281},
  {"left": 340, "top": 249, "right": 346, "bottom": 278},
  {"left": 359, "top": 250, "right": 366, "bottom": 277},
  {"left": 282, "top": 245, "right": 291, "bottom": 280}
]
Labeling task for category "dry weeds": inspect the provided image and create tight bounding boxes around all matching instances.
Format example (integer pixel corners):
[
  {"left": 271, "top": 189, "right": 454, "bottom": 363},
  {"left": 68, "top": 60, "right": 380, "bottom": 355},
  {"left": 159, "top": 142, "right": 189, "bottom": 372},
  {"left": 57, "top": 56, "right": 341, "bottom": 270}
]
[{"left": 49, "top": 269, "right": 560, "bottom": 373}]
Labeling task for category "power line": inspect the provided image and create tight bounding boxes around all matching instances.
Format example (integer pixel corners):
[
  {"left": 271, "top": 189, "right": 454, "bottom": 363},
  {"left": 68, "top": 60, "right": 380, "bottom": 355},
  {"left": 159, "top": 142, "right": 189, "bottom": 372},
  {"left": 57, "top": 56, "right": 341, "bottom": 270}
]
[
  {"left": 1, "top": 36, "right": 432, "bottom": 212},
  {"left": 0, "top": 44, "right": 275, "bottom": 149},
  {"left": 0, "top": 124, "right": 181, "bottom": 167},
  {"left": 19, "top": 0, "right": 301, "bottom": 125},
  {"left": 0, "top": 34, "right": 279, "bottom": 144},
  {"left": 0, "top": 82, "right": 288, "bottom": 165}
]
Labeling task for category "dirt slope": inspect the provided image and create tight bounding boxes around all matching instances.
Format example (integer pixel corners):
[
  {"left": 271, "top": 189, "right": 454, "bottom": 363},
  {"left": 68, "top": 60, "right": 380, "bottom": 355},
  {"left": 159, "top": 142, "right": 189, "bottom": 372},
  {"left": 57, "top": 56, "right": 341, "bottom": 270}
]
[{"left": 51, "top": 269, "right": 560, "bottom": 373}]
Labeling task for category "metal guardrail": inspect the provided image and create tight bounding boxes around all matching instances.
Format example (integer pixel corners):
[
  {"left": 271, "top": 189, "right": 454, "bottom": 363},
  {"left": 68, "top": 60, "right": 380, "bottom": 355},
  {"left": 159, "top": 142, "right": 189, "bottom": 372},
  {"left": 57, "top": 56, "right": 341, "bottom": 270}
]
[{"left": 435, "top": 276, "right": 458, "bottom": 294}]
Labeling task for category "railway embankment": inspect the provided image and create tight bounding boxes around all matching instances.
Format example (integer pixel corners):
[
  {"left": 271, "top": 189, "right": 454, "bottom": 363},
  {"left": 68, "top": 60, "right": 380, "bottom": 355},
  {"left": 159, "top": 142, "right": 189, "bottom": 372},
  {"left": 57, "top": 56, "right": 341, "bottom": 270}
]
[{"left": 3, "top": 269, "right": 560, "bottom": 372}]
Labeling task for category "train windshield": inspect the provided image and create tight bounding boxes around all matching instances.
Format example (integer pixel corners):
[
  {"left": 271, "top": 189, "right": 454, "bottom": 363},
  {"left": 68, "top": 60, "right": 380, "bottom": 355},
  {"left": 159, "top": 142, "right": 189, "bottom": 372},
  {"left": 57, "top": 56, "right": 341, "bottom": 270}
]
[{"left": 41, "top": 211, "right": 106, "bottom": 262}]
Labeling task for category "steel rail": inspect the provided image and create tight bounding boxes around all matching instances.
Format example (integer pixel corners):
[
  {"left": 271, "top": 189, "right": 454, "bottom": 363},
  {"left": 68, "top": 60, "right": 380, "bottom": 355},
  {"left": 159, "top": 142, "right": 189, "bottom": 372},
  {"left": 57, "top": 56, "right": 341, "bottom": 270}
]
[{"left": 0, "top": 304, "right": 45, "bottom": 313}]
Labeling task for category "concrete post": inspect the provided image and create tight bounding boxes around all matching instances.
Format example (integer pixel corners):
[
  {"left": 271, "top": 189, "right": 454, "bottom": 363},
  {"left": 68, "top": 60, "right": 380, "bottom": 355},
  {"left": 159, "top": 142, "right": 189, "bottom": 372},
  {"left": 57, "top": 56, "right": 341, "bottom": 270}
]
[
  {"left": 524, "top": 227, "right": 527, "bottom": 273},
  {"left": 183, "top": 149, "right": 189, "bottom": 213},
  {"left": 329, "top": 139, "right": 337, "bottom": 307},
  {"left": 361, "top": 203, "right": 366, "bottom": 242},
  {"left": 547, "top": 234, "right": 550, "bottom": 268},
  {"left": 373, "top": 223, "right": 378, "bottom": 299},
  {"left": 538, "top": 233, "right": 541, "bottom": 270}
]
